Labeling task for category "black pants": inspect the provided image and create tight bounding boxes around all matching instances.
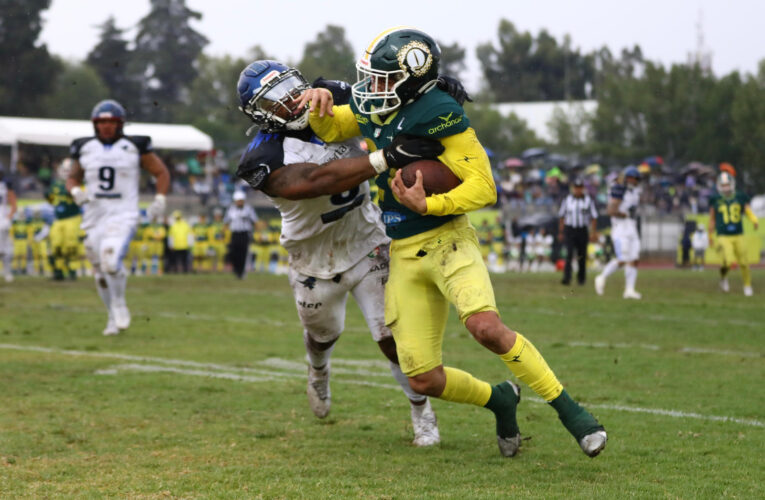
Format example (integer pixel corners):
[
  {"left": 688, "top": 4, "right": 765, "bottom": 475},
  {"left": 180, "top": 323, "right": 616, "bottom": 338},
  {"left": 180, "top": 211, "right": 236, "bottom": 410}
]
[
  {"left": 229, "top": 231, "right": 250, "bottom": 278},
  {"left": 168, "top": 249, "right": 190, "bottom": 273},
  {"left": 562, "top": 226, "right": 589, "bottom": 284}
]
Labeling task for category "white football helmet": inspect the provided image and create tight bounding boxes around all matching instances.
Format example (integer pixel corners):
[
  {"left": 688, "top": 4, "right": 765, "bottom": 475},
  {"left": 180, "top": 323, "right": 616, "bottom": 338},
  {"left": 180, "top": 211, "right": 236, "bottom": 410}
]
[{"left": 716, "top": 172, "right": 735, "bottom": 198}]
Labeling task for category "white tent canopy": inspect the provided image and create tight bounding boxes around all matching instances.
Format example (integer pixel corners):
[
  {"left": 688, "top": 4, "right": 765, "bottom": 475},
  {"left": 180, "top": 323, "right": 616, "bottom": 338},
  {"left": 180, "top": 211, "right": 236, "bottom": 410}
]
[{"left": 0, "top": 116, "right": 213, "bottom": 151}]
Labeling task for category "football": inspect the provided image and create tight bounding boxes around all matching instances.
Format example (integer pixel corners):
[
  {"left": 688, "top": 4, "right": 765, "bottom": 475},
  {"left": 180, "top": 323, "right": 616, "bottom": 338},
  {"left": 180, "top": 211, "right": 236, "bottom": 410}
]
[{"left": 400, "top": 160, "right": 461, "bottom": 195}]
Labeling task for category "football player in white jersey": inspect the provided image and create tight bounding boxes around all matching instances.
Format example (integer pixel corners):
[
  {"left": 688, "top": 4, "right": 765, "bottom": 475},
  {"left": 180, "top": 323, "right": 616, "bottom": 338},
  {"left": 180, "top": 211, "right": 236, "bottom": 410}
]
[
  {"left": 236, "top": 60, "right": 452, "bottom": 447},
  {"left": 595, "top": 167, "right": 642, "bottom": 299},
  {"left": 0, "top": 171, "right": 17, "bottom": 283},
  {"left": 67, "top": 100, "right": 170, "bottom": 335}
]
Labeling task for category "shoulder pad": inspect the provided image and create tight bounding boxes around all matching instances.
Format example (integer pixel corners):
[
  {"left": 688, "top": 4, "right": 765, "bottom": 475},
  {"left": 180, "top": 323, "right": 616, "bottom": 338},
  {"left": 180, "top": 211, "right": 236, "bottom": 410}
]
[
  {"left": 69, "top": 136, "right": 95, "bottom": 159},
  {"left": 609, "top": 183, "right": 626, "bottom": 199},
  {"left": 410, "top": 90, "right": 469, "bottom": 139},
  {"left": 236, "top": 132, "right": 285, "bottom": 190},
  {"left": 312, "top": 77, "right": 352, "bottom": 106},
  {"left": 125, "top": 135, "right": 153, "bottom": 154}
]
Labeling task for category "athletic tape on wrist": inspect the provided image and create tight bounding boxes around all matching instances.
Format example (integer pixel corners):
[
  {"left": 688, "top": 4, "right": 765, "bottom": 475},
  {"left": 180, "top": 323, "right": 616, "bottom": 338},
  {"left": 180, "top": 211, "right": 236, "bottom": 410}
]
[{"left": 368, "top": 150, "right": 388, "bottom": 174}]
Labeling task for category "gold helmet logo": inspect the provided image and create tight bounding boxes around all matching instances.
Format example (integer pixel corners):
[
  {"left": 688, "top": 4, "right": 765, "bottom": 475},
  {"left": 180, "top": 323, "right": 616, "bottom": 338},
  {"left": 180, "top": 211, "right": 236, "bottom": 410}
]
[{"left": 398, "top": 41, "right": 432, "bottom": 77}]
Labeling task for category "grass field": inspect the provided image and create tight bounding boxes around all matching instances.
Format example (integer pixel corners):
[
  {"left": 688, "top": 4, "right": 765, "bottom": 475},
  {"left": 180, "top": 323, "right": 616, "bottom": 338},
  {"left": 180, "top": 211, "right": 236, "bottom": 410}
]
[{"left": 1, "top": 269, "right": 763, "bottom": 499}]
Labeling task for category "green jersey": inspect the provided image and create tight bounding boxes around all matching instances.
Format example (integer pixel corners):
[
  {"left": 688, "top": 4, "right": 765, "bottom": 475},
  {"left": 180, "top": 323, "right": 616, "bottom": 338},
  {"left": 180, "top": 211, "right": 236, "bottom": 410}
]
[
  {"left": 46, "top": 180, "right": 81, "bottom": 220},
  {"left": 193, "top": 223, "right": 211, "bottom": 242},
  {"left": 710, "top": 191, "right": 750, "bottom": 236},
  {"left": 350, "top": 88, "right": 469, "bottom": 239}
]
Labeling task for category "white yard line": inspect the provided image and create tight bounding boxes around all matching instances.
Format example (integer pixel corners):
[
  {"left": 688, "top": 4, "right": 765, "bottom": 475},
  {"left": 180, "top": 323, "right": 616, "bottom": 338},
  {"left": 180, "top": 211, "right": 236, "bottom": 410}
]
[
  {"left": 566, "top": 341, "right": 761, "bottom": 358},
  {"left": 2, "top": 343, "right": 762, "bottom": 428}
]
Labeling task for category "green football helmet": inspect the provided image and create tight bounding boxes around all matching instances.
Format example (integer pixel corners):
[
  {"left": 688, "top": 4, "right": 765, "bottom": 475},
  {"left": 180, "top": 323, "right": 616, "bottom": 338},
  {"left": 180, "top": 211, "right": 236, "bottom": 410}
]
[{"left": 352, "top": 27, "right": 441, "bottom": 115}]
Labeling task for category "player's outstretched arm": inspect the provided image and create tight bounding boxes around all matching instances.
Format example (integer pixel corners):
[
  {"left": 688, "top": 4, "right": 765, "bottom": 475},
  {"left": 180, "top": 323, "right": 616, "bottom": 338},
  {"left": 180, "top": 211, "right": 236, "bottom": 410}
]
[
  {"left": 263, "top": 157, "right": 378, "bottom": 200},
  {"left": 140, "top": 153, "right": 170, "bottom": 195}
]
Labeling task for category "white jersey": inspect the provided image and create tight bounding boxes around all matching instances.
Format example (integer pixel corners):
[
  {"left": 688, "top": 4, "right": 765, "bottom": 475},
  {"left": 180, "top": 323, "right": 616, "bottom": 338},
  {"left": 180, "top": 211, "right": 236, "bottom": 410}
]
[
  {"left": 609, "top": 182, "right": 640, "bottom": 236},
  {"left": 70, "top": 135, "right": 151, "bottom": 231},
  {"left": 240, "top": 131, "right": 388, "bottom": 279},
  {"left": 534, "top": 233, "right": 553, "bottom": 256},
  {"left": 692, "top": 230, "right": 708, "bottom": 251},
  {"left": 0, "top": 180, "right": 11, "bottom": 223}
]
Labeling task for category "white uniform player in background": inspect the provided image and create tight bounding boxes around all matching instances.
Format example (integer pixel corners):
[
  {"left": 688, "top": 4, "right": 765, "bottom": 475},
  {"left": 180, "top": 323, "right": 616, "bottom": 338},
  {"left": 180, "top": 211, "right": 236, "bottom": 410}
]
[
  {"left": 595, "top": 166, "right": 642, "bottom": 299},
  {"left": 235, "top": 60, "right": 443, "bottom": 446},
  {"left": 67, "top": 100, "right": 170, "bottom": 335},
  {"left": 0, "top": 171, "right": 17, "bottom": 282}
]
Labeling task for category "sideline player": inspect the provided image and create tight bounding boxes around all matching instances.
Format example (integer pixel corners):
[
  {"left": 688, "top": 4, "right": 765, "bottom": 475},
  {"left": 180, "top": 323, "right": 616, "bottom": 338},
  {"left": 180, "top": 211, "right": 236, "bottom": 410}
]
[
  {"left": 0, "top": 170, "right": 16, "bottom": 282},
  {"left": 274, "top": 27, "right": 606, "bottom": 458},
  {"left": 594, "top": 166, "right": 642, "bottom": 299},
  {"left": 708, "top": 172, "right": 759, "bottom": 295},
  {"left": 46, "top": 159, "right": 83, "bottom": 280},
  {"left": 235, "top": 60, "right": 463, "bottom": 446},
  {"left": 67, "top": 99, "right": 170, "bottom": 335}
]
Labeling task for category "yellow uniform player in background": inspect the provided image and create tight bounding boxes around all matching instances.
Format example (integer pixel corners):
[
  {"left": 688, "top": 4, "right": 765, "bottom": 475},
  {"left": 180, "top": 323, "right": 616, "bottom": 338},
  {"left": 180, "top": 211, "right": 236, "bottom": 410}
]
[
  {"left": 146, "top": 217, "right": 167, "bottom": 275},
  {"left": 11, "top": 213, "right": 30, "bottom": 275},
  {"left": 709, "top": 172, "right": 759, "bottom": 296},
  {"left": 192, "top": 214, "right": 212, "bottom": 272},
  {"left": 46, "top": 160, "right": 83, "bottom": 280},
  {"left": 28, "top": 208, "right": 52, "bottom": 277},
  {"left": 208, "top": 208, "right": 228, "bottom": 272}
]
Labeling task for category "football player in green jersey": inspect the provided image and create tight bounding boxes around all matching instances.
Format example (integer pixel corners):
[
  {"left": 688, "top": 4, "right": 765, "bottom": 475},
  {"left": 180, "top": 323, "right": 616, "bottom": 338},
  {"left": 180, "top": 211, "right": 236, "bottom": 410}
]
[
  {"left": 708, "top": 172, "right": 759, "bottom": 296},
  {"left": 285, "top": 27, "right": 605, "bottom": 458},
  {"left": 46, "top": 159, "right": 82, "bottom": 280}
]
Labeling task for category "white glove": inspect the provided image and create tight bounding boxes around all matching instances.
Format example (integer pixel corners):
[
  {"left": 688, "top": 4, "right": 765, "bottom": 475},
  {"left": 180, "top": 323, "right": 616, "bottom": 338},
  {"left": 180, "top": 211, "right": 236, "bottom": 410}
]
[
  {"left": 147, "top": 194, "right": 166, "bottom": 219},
  {"left": 70, "top": 186, "right": 90, "bottom": 206}
]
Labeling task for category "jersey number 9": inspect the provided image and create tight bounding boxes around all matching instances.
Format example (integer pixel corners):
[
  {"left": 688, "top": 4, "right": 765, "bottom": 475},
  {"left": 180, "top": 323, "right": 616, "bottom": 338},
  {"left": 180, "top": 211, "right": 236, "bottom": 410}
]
[{"left": 98, "top": 166, "right": 116, "bottom": 191}]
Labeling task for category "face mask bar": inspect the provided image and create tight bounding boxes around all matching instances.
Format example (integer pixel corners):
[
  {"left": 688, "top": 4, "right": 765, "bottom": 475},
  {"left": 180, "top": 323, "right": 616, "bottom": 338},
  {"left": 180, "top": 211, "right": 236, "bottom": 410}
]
[
  {"left": 243, "top": 70, "right": 310, "bottom": 129},
  {"left": 351, "top": 64, "right": 406, "bottom": 115}
]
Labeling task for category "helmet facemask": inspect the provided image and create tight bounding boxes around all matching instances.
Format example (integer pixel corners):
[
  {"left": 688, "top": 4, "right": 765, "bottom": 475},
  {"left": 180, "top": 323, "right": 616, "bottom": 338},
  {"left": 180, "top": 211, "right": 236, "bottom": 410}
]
[
  {"left": 352, "top": 64, "right": 406, "bottom": 115},
  {"left": 717, "top": 173, "right": 735, "bottom": 198},
  {"left": 240, "top": 69, "right": 310, "bottom": 132}
]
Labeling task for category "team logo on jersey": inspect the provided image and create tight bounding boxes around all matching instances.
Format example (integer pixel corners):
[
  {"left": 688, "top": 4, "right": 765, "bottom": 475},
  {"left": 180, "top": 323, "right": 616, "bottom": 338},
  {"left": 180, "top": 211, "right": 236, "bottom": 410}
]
[
  {"left": 354, "top": 113, "right": 369, "bottom": 125},
  {"left": 397, "top": 41, "right": 432, "bottom": 77}
]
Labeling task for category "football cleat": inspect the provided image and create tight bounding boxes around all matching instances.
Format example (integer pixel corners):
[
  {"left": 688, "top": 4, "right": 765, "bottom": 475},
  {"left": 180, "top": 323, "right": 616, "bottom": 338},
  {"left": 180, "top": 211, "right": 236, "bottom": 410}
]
[
  {"left": 719, "top": 278, "right": 730, "bottom": 293},
  {"left": 495, "top": 381, "right": 521, "bottom": 457},
  {"left": 307, "top": 364, "right": 331, "bottom": 418},
  {"left": 411, "top": 399, "right": 440, "bottom": 447},
  {"left": 743, "top": 285, "right": 753, "bottom": 296},
  {"left": 102, "top": 318, "right": 119, "bottom": 336},
  {"left": 623, "top": 289, "right": 642, "bottom": 300},
  {"left": 579, "top": 429, "right": 608, "bottom": 458},
  {"left": 594, "top": 275, "right": 605, "bottom": 296},
  {"left": 112, "top": 305, "right": 131, "bottom": 330}
]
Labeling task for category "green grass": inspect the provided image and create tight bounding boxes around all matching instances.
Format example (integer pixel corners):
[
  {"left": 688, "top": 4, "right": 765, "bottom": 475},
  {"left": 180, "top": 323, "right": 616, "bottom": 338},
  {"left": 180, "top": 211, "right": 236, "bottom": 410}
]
[{"left": 1, "top": 269, "right": 763, "bottom": 499}]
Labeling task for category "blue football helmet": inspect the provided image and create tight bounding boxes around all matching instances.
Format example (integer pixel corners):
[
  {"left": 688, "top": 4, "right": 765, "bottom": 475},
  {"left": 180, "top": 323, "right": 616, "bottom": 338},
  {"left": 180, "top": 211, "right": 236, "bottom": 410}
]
[
  {"left": 91, "top": 99, "right": 126, "bottom": 122},
  {"left": 91, "top": 99, "right": 126, "bottom": 140},
  {"left": 237, "top": 60, "right": 311, "bottom": 132},
  {"left": 624, "top": 166, "right": 641, "bottom": 180}
]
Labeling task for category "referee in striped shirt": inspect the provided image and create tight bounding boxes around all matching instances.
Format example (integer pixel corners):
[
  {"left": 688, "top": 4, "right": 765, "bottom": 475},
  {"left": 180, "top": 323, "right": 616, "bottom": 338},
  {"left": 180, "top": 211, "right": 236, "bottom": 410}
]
[
  {"left": 224, "top": 190, "right": 258, "bottom": 279},
  {"left": 558, "top": 178, "right": 598, "bottom": 285}
]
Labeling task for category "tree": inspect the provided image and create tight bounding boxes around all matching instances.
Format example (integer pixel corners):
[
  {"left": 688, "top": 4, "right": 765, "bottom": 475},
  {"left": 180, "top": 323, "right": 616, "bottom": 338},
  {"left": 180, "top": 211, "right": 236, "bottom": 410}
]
[
  {"left": 132, "top": 0, "right": 209, "bottom": 121},
  {"left": 0, "top": 0, "right": 60, "bottom": 115},
  {"left": 41, "top": 59, "right": 109, "bottom": 119},
  {"left": 465, "top": 103, "right": 541, "bottom": 158},
  {"left": 476, "top": 20, "right": 596, "bottom": 102},
  {"left": 732, "top": 61, "right": 765, "bottom": 191},
  {"left": 86, "top": 17, "right": 140, "bottom": 110},
  {"left": 438, "top": 41, "right": 467, "bottom": 79},
  {"left": 298, "top": 25, "right": 355, "bottom": 84},
  {"left": 177, "top": 54, "right": 251, "bottom": 153}
]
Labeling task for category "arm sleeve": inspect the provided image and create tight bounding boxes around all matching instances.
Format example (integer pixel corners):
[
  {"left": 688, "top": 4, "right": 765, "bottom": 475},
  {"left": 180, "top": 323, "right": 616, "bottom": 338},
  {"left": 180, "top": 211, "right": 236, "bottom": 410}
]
[
  {"left": 308, "top": 105, "right": 361, "bottom": 143},
  {"left": 128, "top": 136, "right": 154, "bottom": 155},
  {"left": 424, "top": 127, "right": 496, "bottom": 216}
]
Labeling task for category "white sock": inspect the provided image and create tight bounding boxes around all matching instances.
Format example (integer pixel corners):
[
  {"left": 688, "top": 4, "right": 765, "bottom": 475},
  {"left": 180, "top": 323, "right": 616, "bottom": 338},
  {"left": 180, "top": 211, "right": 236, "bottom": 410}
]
[
  {"left": 389, "top": 361, "right": 426, "bottom": 403},
  {"left": 304, "top": 331, "right": 335, "bottom": 369},
  {"left": 624, "top": 265, "right": 637, "bottom": 291},
  {"left": 600, "top": 259, "right": 620, "bottom": 279},
  {"left": 94, "top": 273, "right": 111, "bottom": 311},
  {"left": 105, "top": 269, "right": 128, "bottom": 308}
]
